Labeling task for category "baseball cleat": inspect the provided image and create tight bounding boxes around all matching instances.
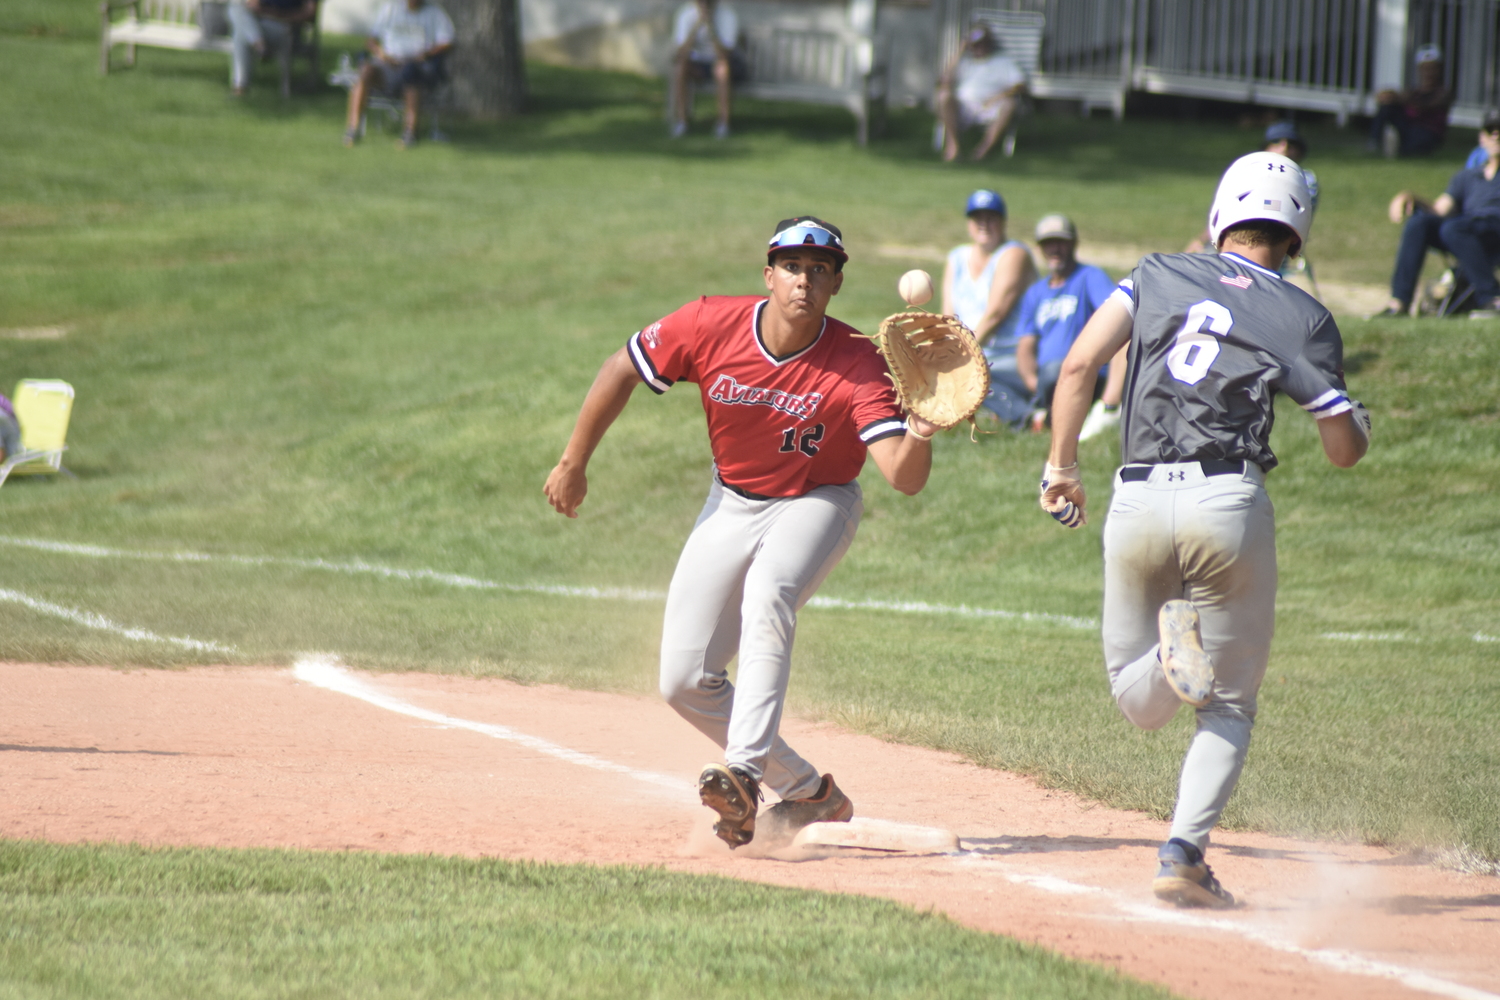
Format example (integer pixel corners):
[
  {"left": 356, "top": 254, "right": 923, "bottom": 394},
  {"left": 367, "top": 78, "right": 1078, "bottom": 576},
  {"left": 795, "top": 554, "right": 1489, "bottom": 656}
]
[
  {"left": 699, "top": 763, "right": 762, "bottom": 848},
  {"left": 1153, "top": 838, "right": 1235, "bottom": 908},
  {"left": 761, "top": 773, "right": 854, "bottom": 839},
  {"left": 1158, "top": 600, "right": 1214, "bottom": 707}
]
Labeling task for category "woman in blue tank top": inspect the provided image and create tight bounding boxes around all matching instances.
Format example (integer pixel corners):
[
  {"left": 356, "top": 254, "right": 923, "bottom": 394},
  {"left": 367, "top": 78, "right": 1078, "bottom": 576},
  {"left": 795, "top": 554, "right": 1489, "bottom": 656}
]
[{"left": 941, "top": 189, "right": 1037, "bottom": 424}]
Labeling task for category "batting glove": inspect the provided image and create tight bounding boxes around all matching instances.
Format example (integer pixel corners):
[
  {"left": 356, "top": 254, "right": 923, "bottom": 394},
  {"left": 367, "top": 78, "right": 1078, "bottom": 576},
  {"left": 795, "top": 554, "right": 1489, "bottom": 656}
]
[
  {"left": 1039, "top": 461, "right": 1086, "bottom": 528},
  {"left": 1349, "top": 399, "right": 1372, "bottom": 443}
]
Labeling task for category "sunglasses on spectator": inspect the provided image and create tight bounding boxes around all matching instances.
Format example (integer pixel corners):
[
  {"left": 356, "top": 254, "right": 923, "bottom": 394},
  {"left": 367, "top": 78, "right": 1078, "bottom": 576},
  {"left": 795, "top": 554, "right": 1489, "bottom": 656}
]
[
  {"left": 768, "top": 225, "right": 845, "bottom": 253},
  {"left": 1484, "top": 127, "right": 1500, "bottom": 136}
]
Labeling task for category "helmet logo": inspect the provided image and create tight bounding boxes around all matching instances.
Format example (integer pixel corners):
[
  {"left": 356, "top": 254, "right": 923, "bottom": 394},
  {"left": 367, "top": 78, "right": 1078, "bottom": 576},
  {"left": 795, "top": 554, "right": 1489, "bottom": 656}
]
[{"left": 1263, "top": 199, "right": 1282, "bottom": 209}]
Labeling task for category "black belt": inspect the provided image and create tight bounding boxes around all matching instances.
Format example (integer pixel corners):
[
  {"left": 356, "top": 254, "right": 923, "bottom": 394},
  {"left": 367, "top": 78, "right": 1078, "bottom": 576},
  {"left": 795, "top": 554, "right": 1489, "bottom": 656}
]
[
  {"left": 1119, "top": 460, "right": 1248, "bottom": 482},
  {"left": 717, "top": 476, "right": 776, "bottom": 501}
]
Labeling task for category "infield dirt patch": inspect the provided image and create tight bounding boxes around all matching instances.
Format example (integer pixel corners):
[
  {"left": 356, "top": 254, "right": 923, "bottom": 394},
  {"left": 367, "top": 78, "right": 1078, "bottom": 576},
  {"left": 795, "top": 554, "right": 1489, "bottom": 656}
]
[{"left": 3, "top": 662, "right": 1496, "bottom": 1000}]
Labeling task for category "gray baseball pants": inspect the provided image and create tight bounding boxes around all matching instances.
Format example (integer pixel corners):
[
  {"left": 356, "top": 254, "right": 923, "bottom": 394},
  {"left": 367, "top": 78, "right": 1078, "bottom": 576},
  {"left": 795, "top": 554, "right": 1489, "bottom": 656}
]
[
  {"left": 1101, "top": 461, "right": 1276, "bottom": 851},
  {"left": 659, "top": 477, "right": 862, "bottom": 801}
]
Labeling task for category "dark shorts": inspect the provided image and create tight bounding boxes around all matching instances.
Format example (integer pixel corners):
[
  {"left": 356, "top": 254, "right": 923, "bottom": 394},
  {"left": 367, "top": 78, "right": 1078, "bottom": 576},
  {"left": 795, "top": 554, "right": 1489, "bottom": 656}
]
[
  {"left": 371, "top": 55, "right": 447, "bottom": 94},
  {"left": 686, "top": 51, "right": 749, "bottom": 84}
]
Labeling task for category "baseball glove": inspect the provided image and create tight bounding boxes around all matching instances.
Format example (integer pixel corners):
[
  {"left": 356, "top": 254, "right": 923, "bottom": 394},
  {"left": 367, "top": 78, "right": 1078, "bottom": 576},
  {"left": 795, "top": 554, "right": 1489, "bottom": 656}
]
[{"left": 866, "top": 312, "right": 989, "bottom": 430}]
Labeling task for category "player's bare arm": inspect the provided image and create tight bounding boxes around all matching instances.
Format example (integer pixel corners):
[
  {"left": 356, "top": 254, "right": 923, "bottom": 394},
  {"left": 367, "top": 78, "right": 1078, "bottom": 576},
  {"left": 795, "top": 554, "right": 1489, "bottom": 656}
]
[
  {"left": 866, "top": 418, "right": 937, "bottom": 495},
  {"left": 543, "top": 348, "right": 639, "bottom": 518},
  {"left": 1317, "top": 410, "right": 1369, "bottom": 468},
  {"left": 973, "top": 243, "right": 1035, "bottom": 343},
  {"left": 1016, "top": 333, "right": 1039, "bottom": 393},
  {"left": 1048, "top": 298, "right": 1134, "bottom": 470}
]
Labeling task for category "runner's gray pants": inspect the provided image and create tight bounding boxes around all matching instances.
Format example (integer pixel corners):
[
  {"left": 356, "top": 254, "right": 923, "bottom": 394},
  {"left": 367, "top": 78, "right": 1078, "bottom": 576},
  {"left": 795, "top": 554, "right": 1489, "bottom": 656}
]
[
  {"left": 1101, "top": 462, "right": 1276, "bottom": 851},
  {"left": 659, "top": 477, "right": 861, "bottom": 801}
]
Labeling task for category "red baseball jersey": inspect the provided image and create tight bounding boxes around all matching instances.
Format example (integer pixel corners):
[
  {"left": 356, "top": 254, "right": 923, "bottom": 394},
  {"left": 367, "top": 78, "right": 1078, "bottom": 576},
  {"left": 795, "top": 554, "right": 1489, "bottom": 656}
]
[{"left": 627, "top": 295, "right": 906, "bottom": 498}]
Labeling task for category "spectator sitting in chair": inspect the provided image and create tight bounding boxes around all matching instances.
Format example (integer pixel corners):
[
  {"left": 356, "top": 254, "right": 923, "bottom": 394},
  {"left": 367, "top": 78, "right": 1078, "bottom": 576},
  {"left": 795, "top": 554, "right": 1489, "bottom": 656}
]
[
  {"left": 227, "top": 0, "right": 316, "bottom": 97},
  {"left": 936, "top": 24, "right": 1027, "bottom": 163},
  {"left": 1368, "top": 45, "right": 1452, "bottom": 158},
  {"left": 942, "top": 189, "right": 1037, "bottom": 427},
  {"left": 1375, "top": 107, "right": 1500, "bottom": 319},
  {"left": 671, "top": 0, "right": 741, "bottom": 140},
  {"left": 1013, "top": 214, "right": 1115, "bottom": 433},
  {"left": 343, "top": 0, "right": 454, "bottom": 149}
]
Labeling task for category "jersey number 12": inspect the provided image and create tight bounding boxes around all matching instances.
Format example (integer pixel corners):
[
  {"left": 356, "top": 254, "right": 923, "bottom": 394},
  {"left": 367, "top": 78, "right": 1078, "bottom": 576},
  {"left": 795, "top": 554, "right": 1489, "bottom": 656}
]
[
  {"left": 779, "top": 424, "right": 825, "bottom": 456},
  {"left": 1166, "top": 299, "right": 1233, "bottom": 386}
]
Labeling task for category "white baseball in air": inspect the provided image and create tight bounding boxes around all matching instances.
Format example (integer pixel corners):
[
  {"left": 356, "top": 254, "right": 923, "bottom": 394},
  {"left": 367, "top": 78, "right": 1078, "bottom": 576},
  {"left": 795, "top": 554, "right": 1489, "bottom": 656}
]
[{"left": 898, "top": 269, "right": 934, "bottom": 306}]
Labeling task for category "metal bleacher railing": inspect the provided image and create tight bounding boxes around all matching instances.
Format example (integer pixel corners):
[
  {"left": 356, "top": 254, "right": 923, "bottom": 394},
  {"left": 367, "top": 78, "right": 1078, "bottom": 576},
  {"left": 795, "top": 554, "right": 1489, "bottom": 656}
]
[{"left": 938, "top": 0, "right": 1500, "bottom": 127}]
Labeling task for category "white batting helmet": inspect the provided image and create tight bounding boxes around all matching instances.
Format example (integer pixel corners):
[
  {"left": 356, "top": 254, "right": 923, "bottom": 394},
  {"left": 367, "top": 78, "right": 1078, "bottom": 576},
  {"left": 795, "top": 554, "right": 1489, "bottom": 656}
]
[{"left": 1208, "top": 151, "right": 1313, "bottom": 255}]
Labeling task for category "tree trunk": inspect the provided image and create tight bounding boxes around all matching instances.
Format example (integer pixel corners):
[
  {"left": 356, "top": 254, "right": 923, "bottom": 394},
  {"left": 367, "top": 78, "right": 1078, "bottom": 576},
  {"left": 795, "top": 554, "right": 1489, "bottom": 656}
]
[{"left": 443, "top": 0, "right": 526, "bottom": 118}]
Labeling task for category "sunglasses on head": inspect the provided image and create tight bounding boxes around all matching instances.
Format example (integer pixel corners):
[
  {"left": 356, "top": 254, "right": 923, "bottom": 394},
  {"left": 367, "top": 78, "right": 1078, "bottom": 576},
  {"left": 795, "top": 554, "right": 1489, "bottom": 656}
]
[{"left": 768, "top": 225, "right": 844, "bottom": 253}]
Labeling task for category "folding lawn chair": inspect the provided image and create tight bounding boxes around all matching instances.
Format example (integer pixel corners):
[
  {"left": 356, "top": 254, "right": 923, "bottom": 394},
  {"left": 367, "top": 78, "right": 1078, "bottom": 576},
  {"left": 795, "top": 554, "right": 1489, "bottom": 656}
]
[{"left": 0, "top": 379, "right": 75, "bottom": 488}]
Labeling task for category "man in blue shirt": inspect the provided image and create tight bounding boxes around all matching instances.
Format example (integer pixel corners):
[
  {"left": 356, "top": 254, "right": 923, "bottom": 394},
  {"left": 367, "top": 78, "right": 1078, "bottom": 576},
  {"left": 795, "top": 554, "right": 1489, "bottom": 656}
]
[
  {"left": 1377, "top": 107, "right": 1500, "bottom": 318},
  {"left": 1014, "top": 215, "right": 1116, "bottom": 430}
]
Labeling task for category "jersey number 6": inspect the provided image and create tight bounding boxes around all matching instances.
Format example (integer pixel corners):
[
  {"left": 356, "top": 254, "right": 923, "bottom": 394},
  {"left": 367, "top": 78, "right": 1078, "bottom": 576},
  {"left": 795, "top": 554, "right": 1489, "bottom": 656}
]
[
  {"left": 1166, "top": 299, "right": 1233, "bottom": 386},
  {"left": 779, "top": 424, "right": 825, "bottom": 456}
]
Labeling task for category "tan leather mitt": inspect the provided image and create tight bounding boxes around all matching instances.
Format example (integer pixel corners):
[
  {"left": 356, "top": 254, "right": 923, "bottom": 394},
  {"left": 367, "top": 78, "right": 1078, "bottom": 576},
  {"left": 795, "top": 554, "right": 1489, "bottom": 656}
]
[{"left": 867, "top": 312, "right": 989, "bottom": 430}]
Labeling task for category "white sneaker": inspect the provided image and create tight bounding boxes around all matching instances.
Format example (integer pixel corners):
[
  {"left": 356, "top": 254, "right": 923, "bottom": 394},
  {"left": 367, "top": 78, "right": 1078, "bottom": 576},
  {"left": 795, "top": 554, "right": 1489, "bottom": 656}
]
[
  {"left": 670, "top": 120, "right": 688, "bottom": 139},
  {"left": 1078, "top": 399, "right": 1121, "bottom": 442},
  {"left": 713, "top": 121, "right": 730, "bottom": 140}
]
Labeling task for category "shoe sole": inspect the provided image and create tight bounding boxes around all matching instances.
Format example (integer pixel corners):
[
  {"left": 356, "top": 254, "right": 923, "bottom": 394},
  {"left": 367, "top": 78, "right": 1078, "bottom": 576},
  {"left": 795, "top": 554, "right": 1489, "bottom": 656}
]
[
  {"left": 699, "top": 763, "right": 756, "bottom": 847},
  {"left": 1158, "top": 600, "right": 1213, "bottom": 707},
  {"left": 1153, "top": 874, "right": 1235, "bottom": 908}
]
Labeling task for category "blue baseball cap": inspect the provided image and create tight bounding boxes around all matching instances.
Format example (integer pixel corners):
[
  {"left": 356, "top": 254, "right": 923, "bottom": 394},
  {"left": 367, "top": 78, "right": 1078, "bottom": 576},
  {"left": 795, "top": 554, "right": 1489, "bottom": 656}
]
[
  {"left": 965, "top": 189, "right": 1006, "bottom": 217},
  {"left": 1263, "top": 120, "right": 1307, "bottom": 153}
]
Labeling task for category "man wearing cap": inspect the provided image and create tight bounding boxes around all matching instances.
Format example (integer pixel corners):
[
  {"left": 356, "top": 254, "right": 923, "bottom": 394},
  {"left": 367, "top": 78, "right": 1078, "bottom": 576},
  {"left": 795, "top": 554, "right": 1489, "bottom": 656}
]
[
  {"left": 544, "top": 216, "right": 939, "bottom": 849},
  {"left": 1013, "top": 215, "right": 1116, "bottom": 432},
  {"left": 936, "top": 24, "right": 1028, "bottom": 162},
  {"left": 1376, "top": 107, "right": 1500, "bottom": 318},
  {"left": 942, "top": 189, "right": 1037, "bottom": 426},
  {"left": 1370, "top": 45, "right": 1452, "bottom": 158}
]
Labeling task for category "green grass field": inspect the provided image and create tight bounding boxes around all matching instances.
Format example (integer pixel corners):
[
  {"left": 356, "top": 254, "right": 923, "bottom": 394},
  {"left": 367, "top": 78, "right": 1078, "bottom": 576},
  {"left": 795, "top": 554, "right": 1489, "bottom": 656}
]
[
  {"left": 0, "top": 8, "right": 1497, "bottom": 993},
  {"left": 0, "top": 840, "right": 1172, "bottom": 999}
]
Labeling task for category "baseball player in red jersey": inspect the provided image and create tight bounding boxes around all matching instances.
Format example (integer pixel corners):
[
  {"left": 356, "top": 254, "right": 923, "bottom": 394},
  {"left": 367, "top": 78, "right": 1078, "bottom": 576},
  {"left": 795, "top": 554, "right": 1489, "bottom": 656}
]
[{"left": 545, "top": 217, "right": 939, "bottom": 847}]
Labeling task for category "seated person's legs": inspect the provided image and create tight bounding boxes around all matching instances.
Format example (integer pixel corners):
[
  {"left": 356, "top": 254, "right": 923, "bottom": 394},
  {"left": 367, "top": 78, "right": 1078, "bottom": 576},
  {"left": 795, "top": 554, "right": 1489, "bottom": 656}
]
[
  {"left": 673, "top": 56, "right": 714, "bottom": 135},
  {"left": 344, "top": 61, "right": 391, "bottom": 143},
  {"left": 712, "top": 54, "right": 732, "bottom": 137},
  {"left": 936, "top": 84, "right": 962, "bottom": 162},
  {"left": 227, "top": 4, "right": 264, "bottom": 93},
  {"left": 983, "top": 354, "right": 1033, "bottom": 428},
  {"left": 1437, "top": 214, "right": 1500, "bottom": 308},
  {"left": 971, "top": 96, "right": 1017, "bottom": 162},
  {"left": 1388, "top": 208, "right": 1449, "bottom": 310}
]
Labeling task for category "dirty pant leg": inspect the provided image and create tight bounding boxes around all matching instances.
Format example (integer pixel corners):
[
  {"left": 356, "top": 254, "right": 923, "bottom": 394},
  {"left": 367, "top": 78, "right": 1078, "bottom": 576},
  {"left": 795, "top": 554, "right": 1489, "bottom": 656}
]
[
  {"left": 729, "top": 481, "right": 861, "bottom": 798},
  {"left": 659, "top": 481, "right": 858, "bottom": 800},
  {"left": 1102, "top": 466, "right": 1277, "bottom": 851}
]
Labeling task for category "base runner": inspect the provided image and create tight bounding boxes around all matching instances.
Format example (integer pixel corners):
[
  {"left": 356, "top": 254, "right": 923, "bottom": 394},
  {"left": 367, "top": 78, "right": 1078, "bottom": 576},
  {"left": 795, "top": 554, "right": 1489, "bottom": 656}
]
[
  {"left": 1040, "top": 153, "right": 1370, "bottom": 906},
  {"left": 544, "top": 217, "right": 939, "bottom": 847}
]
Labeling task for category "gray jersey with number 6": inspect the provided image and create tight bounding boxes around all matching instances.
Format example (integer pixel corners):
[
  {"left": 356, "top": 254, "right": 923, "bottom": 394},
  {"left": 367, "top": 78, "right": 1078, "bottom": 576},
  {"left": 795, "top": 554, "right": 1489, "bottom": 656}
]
[{"left": 1111, "top": 251, "right": 1348, "bottom": 470}]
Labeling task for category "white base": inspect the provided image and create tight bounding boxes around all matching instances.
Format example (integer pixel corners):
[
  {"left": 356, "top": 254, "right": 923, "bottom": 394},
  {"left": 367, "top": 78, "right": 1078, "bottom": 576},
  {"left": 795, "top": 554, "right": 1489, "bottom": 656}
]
[{"left": 791, "top": 817, "right": 960, "bottom": 854}]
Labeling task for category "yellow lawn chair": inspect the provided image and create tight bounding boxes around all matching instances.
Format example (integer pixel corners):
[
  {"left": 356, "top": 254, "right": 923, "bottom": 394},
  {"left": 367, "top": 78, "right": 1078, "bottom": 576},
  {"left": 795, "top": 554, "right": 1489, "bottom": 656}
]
[{"left": 0, "top": 379, "right": 75, "bottom": 488}]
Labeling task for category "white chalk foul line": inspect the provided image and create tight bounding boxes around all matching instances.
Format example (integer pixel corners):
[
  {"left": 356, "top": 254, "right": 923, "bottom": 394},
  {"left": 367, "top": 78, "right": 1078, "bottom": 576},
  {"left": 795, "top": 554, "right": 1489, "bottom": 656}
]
[
  {"left": 0, "top": 588, "right": 236, "bottom": 654},
  {"left": 0, "top": 535, "right": 1096, "bottom": 630},
  {"left": 291, "top": 657, "right": 689, "bottom": 798},
  {"left": 954, "top": 856, "right": 1499, "bottom": 1000}
]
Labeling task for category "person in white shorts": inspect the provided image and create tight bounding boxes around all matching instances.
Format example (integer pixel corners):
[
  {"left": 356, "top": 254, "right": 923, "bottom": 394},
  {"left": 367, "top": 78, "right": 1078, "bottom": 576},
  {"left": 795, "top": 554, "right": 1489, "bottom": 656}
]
[
  {"left": 544, "top": 216, "right": 939, "bottom": 848},
  {"left": 1040, "top": 152, "right": 1370, "bottom": 907},
  {"left": 936, "top": 25, "right": 1027, "bottom": 162}
]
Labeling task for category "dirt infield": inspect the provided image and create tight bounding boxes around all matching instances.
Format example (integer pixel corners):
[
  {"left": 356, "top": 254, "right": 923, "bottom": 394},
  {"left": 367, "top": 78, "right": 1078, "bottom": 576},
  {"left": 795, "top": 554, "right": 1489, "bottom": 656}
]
[{"left": 3, "top": 661, "right": 1496, "bottom": 1000}]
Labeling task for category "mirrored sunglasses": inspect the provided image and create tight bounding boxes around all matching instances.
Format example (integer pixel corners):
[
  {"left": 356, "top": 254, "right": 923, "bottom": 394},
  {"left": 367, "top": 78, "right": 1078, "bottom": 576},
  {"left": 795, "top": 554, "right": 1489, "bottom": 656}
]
[{"left": 768, "top": 225, "right": 845, "bottom": 253}]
